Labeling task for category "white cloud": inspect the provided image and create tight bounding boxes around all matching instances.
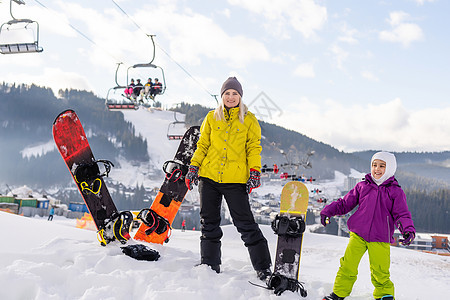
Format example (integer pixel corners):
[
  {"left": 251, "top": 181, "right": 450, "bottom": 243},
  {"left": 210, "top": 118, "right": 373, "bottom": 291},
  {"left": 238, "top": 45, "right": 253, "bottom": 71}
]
[
  {"left": 293, "top": 62, "right": 315, "bottom": 78},
  {"left": 379, "top": 11, "right": 424, "bottom": 47},
  {"left": 228, "top": 0, "right": 327, "bottom": 39},
  {"left": 329, "top": 44, "right": 349, "bottom": 70},
  {"left": 2, "top": 67, "right": 93, "bottom": 96},
  {"left": 413, "top": 0, "right": 436, "bottom": 5},
  {"left": 131, "top": 3, "right": 271, "bottom": 67},
  {"left": 361, "top": 70, "right": 379, "bottom": 82},
  {"left": 337, "top": 23, "right": 359, "bottom": 44},
  {"left": 273, "top": 97, "right": 450, "bottom": 152}
]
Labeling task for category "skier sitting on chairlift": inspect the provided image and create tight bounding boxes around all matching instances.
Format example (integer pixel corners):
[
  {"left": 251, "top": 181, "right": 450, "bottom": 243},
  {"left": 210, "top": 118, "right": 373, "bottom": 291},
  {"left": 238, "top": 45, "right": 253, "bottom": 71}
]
[
  {"left": 150, "top": 78, "right": 163, "bottom": 99},
  {"left": 143, "top": 78, "right": 153, "bottom": 100},
  {"left": 124, "top": 78, "right": 135, "bottom": 99},
  {"left": 133, "top": 79, "right": 143, "bottom": 100}
]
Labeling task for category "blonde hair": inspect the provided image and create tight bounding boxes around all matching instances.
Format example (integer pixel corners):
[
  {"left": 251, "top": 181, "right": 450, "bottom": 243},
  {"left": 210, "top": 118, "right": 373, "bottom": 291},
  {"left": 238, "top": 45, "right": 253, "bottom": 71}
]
[{"left": 214, "top": 98, "right": 248, "bottom": 123}]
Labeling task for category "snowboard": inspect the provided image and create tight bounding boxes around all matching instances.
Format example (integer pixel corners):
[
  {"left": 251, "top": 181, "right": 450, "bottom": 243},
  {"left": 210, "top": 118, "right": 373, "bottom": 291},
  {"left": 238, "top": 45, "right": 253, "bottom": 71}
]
[
  {"left": 133, "top": 125, "right": 200, "bottom": 244},
  {"left": 53, "top": 109, "right": 132, "bottom": 246},
  {"left": 269, "top": 181, "right": 309, "bottom": 296}
]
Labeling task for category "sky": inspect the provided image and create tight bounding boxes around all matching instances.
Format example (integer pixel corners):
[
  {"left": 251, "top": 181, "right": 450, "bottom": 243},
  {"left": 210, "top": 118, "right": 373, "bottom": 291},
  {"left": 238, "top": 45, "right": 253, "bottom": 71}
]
[{"left": 0, "top": 0, "right": 449, "bottom": 153}]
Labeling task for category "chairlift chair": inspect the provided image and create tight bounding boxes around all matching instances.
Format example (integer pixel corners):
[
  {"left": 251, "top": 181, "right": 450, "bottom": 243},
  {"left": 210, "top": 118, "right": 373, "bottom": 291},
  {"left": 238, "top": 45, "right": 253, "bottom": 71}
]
[
  {"left": 127, "top": 63, "right": 166, "bottom": 98},
  {"left": 167, "top": 111, "right": 186, "bottom": 140},
  {"left": 105, "top": 86, "right": 138, "bottom": 111},
  {"left": 0, "top": 0, "right": 43, "bottom": 54},
  {"left": 105, "top": 62, "right": 139, "bottom": 111}
]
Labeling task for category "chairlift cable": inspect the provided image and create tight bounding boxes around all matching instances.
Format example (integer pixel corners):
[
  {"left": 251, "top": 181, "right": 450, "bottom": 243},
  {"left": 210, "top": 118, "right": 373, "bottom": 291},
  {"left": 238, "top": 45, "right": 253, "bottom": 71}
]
[
  {"left": 155, "top": 42, "right": 218, "bottom": 104},
  {"left": 33, "top": 0, "right": 123, "bottom": 63},
  {"left": 110, "top": 0, "right": 218, "bottom": 104},
  {"left": 110, "top": 0, "right": 155, "bottom": 65}
]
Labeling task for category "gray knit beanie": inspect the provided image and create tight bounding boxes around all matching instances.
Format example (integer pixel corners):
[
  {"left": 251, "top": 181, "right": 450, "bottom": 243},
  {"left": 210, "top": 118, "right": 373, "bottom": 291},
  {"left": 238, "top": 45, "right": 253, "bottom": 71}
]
[{"left": 220, "top": 77, "right": 243, "bottom": 97}]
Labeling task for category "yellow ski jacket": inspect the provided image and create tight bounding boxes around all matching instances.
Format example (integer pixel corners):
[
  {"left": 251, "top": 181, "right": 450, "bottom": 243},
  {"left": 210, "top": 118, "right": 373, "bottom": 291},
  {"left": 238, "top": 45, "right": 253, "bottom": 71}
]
[{"left": 190, "top": 107, "right": 262, "bottom": 183}]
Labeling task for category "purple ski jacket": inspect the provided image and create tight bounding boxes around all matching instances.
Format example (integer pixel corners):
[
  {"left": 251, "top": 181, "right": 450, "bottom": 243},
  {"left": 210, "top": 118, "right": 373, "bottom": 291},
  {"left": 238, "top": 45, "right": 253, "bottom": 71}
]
[{"left": 321, "top": 174, "right": 415, "bottom": 243}]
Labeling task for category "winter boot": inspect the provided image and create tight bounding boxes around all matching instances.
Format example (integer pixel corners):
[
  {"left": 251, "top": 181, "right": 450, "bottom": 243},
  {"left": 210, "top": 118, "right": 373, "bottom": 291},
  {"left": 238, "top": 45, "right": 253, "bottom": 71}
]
[
  {"left": 209, "top": 264, "right": 220, "bottom": 273},
  {"left": 375, "top": 296, "right": 394, "bottom": 300},
  {"left": 195, "top": 263, "right": 220, "bottom": 273},
  {"left": 256, "top": 268, "right": 272, "bottom": 281},
  {"left": 323, "top": 292, "right": 345, "bottom": 300}
]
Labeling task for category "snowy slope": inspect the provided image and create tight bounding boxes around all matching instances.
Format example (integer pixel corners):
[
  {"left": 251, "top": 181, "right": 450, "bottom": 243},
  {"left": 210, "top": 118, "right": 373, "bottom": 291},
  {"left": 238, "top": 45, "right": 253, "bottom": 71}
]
[
  {"left": 108, "top": 108, "right": 187, "bottom": 188},
  {"left": 122, "top": 108, "right": 186, "bottom": 169},
  {"left": 1, "top": 211, "right": 449, "bottom": 300}
]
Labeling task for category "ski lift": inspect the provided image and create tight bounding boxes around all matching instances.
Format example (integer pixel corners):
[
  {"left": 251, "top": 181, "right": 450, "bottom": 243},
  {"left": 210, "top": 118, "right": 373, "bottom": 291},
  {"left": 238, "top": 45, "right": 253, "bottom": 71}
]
[
  {"left": 126, "top": 35, "right": 166, "bottom": 100},
  {"left": 105, "top": 63, "right": 138, "bottom": 111},
  {"left": 127, "top": 63, "right": 166, "bottom": 98},
  {"left": 167, "top": 111, "right": 186, "bottom": 140},
  {"left": 0, "top": 0, "right": 43, "bottom": 54}
]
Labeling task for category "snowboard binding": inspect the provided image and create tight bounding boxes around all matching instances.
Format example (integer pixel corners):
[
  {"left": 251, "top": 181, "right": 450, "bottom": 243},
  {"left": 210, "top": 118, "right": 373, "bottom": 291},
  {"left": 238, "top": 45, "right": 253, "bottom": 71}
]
[
  {"left": 271, "top": 215, "right": 306, "bottom": 238},
  {"left": 74, "top": 160, "right": 114, "bottom": 195},
  {"left": 137, "top": 208, "right": 172, "bottom": 241},
  {"left": 267, "top": 273, "right": 307, "bottom": 297},
  {"left": 162, "top": 160, "right": 188, "bottom": 182},
  {"left": 98, "top": 211, "right": 133, "bottom": 246}
]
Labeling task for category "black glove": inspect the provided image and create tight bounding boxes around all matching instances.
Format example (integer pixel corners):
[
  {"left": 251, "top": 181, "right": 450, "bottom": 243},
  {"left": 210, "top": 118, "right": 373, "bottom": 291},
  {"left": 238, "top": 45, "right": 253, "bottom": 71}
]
[
  {"left": 400, "top": 231, "right": 415, "bottom": 246},
  {"left": 246, "top": 168, "right": 261, "bottom": 194},
  {"left": 121, "top": 244, "right": 160, "bottom": 261},
  {"left": 320, "top": 213, "right": 330, "bottom": 227},
  {"left": 185, "top": 165, "right": 199, "bottom": 190}
]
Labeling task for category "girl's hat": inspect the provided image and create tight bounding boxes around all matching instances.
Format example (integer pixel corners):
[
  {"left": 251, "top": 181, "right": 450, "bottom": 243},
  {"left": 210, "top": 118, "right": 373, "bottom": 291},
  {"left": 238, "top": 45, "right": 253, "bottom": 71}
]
[
  {"left": 371, "top": 151, "right": 397, "bottom": 185},
  {"left": 221, "top": 77, "right": 243, "bottom": 97}
]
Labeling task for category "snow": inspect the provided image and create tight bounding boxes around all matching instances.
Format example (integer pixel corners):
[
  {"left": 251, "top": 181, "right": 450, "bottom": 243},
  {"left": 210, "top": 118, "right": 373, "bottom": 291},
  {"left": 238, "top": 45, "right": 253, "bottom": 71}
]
[
  {"left": 20, "top": 140, "right": 55, "bottom": 159},
  {"left": 1, "top": 211, "right": 449, "bottom": 300},
  {"left": 349, "top": 169, "right": 365, "bottom": 179},
  {"left": 5, "top": 108, "right": 450, "bottom": 299},
  {"left": 106, "top": 108, "right": 186, "bottom": 189},
  {"left": 121, "top": 108, "right": 185, "bottom": 170}
]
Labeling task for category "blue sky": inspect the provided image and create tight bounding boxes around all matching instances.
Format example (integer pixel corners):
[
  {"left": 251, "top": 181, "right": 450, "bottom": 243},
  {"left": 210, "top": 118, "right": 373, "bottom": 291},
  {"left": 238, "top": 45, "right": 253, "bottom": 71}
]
[{"left": 1, "top": 0, "right": 449, "bottom": 152}]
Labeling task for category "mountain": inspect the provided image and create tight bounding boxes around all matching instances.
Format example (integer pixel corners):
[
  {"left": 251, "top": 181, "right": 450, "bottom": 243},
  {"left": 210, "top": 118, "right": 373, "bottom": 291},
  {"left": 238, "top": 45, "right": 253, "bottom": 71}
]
[
  {"left": 2, "top": 84, "right": 448, "bottom": 190},
  {"left": 0, "top": 83, "right": 148, "bottom": 186},
  {"left": 172, "top": 102, "right": 450, "bottom": 189},
  {"left": 1, "top": 211, "right": 449, "bottom": 299},
  {"left": 1, "top": 84, "right": 449, "bottom": 233}
]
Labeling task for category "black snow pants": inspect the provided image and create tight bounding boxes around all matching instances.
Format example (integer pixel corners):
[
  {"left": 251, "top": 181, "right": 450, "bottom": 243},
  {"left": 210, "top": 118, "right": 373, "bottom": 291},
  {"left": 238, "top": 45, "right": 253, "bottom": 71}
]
[{"left": 198, "top": 177, "right": 271, "bottom": 271}]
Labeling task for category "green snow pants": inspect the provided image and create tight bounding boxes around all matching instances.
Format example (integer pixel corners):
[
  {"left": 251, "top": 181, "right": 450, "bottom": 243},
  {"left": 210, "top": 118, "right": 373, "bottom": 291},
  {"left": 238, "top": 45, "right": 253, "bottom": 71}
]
[{"left": 333, "top": 232, "right": 394, "bottom": 299}]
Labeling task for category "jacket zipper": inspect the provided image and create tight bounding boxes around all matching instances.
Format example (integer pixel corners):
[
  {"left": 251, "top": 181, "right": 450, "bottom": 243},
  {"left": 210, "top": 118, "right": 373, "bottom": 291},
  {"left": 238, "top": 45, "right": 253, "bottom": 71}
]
[{"left": 387, "top": 215, "right": 390, "bottom": 243}]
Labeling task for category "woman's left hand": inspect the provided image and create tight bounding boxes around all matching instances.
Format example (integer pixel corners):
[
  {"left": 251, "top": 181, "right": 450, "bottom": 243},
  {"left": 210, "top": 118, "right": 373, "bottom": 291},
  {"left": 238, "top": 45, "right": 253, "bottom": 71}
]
[{"left": 246, "top": 169, "right": 261, "bottom": 194}]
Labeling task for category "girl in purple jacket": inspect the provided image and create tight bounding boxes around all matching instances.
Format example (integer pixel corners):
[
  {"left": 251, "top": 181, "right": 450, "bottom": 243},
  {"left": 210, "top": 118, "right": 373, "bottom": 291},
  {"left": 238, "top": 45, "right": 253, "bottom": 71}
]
[{"left": 321, "top": 152, "right": 415, "bottom": 300}]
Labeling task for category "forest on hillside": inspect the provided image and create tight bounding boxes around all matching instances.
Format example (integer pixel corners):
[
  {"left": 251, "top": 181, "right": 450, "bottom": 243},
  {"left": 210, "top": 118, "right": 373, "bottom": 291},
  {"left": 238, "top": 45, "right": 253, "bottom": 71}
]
[{"left": 0, "top": 83, "right": 148, "bottom": 185}]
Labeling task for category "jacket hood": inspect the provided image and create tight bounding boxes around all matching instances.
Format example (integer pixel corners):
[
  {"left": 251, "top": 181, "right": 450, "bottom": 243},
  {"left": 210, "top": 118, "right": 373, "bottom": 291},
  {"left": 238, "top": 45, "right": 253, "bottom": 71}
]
[
  {"left": 365, "top": 173, "right": 398, "bottom": 187},
  {"left": 371, "top": 151, "right": 397, "bottom": 186}
]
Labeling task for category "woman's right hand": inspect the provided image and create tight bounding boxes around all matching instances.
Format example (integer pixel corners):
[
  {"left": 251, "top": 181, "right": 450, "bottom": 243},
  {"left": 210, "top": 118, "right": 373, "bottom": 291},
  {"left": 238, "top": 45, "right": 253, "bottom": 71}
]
[{"left": 185, "top": 165, "right": 199, "bottom": 190}]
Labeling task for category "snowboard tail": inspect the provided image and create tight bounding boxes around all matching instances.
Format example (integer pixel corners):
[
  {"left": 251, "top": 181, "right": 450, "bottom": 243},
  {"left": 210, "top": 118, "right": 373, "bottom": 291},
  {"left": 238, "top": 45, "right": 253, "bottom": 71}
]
[
  {"left": 134, "top": 126, "right": 200, "bottom": 245},
  {"left": 53, "top": 109, "right": 132, "bottom": 245},
  {"left": 270, "top": 181, "right": 309, "bottom": 296}
]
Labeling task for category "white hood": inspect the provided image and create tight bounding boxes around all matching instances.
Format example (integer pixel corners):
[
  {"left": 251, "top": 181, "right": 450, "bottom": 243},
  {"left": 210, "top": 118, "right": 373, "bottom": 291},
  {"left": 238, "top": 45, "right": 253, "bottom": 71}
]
[{"left": 371, "top": 151, "right": 397, "bottom": 185}]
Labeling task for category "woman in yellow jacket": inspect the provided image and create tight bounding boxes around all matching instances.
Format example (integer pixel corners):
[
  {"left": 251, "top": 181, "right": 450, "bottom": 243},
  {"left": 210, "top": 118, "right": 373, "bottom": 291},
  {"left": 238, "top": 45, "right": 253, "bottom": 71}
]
[{"left": 185, "top": 77, "right": 272, "bottom": 280}]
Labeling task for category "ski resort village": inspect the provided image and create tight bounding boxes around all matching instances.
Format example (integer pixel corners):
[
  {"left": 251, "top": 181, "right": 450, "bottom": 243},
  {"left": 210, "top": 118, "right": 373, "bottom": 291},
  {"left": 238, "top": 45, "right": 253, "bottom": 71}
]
[
  {"left": 1, "top": 0, "right": 450, "bottom": 299},
  {"left": 2, "top": 174, "right": 450, "bottom": 255}
]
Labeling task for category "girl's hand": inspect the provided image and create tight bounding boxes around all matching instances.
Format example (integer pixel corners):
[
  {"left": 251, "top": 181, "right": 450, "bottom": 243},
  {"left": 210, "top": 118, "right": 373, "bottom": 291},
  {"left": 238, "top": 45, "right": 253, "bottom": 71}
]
[
  {"left": 400, "top": 231, "right": 415, "bottom": 246},
  {"left": 320, "top": 213, "right": 330, "bottom": 227}
]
